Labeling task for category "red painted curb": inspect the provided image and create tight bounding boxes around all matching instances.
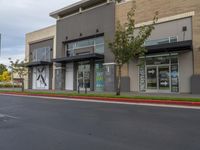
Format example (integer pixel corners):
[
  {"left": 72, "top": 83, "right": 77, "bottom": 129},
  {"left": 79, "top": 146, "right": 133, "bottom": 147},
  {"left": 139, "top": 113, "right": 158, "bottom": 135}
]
[{"left": 1, "top": 92, "right": 200, "bottom": 107}]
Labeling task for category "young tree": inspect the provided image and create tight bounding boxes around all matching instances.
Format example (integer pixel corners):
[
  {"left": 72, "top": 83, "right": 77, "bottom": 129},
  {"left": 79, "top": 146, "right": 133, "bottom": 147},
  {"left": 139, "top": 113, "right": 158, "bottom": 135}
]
[
  {"left": 9, "top": 59, "right": 27, "bottom": 92},
  {"left": 109, "top": 1, "right": 158, "bottom": 95}
]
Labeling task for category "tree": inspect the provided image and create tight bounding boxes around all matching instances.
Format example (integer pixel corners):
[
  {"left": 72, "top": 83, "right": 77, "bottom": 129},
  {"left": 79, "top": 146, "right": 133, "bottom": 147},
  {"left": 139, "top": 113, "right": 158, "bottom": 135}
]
[
  {"left": 109, "top": 1, "right": 158, "bottom": 95},
  {"left": 0, "top": 71, "right": 11, "bottom": 82},
  {"left": 9, "top": 59, "right": 27, "bottom": 92},
  {"left": 0, "top": 64, "right": 7, "bottom": 75}
]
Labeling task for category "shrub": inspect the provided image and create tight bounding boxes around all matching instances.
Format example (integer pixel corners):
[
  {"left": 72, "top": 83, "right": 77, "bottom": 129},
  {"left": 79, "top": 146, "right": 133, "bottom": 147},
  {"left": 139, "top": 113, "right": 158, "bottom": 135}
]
[{"left": 0, "top": 83, "right": 22, "bottom": 88}]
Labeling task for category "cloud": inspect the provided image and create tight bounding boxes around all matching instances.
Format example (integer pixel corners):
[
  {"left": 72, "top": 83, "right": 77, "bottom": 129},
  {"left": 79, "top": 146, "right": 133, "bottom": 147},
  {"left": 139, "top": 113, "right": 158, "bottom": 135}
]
[
  {"left": 0, "top": 0, "right": 79, "bottom": 67},
  {"left": 0, "top": 46, "right": 25, "bottom": 67}
]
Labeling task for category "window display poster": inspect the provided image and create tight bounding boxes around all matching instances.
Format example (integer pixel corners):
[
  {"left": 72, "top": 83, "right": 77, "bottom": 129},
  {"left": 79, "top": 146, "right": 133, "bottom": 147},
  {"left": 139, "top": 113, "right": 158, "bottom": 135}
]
[
  {"left": 139, "top": 66, "right": 146, "bottom": 91},
  {"left": 95, "top": 63, "right": 104, "bottom": 91},
  {"left": 171, "top": 65, "right": 179, "bottom": 92}
]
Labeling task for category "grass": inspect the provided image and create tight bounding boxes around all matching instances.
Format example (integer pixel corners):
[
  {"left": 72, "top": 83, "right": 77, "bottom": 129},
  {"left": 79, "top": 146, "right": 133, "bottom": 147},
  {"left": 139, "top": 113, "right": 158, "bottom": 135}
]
[{"left": 0, "top": 89, "right": 200, "bottom": 102}]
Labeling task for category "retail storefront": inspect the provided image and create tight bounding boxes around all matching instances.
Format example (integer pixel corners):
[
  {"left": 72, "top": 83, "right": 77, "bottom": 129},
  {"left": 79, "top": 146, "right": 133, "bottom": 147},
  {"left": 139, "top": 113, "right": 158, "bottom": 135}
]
[
  {"left": 139, "top": 54, "right": 179, "bottom": 93},
  {"left": 54, "top": 34, "right": 105, "bottom": 92},
  {"left": 27, "top": 38, "right": 54, "bottom": 90}
]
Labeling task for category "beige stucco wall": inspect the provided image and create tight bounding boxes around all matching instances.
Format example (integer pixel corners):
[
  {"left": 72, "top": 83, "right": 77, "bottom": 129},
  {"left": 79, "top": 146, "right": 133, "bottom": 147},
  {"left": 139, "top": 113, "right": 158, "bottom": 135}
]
[
  {"left": 179, "top": 51, "right": 194, "bottom": 93},
  {"left": 25, "top": 25, "right": 56, "bottom": 90},
  {"left": 116, "top": 0, "right": 200, "bottom": 76},
  {"left": 128, "top": 59, "right": 139, "bottom": 92}
]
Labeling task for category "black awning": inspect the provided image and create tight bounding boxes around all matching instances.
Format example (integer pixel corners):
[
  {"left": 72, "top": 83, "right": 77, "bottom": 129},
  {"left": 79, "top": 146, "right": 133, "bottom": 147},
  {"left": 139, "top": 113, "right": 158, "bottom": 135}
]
[
  {"left": 53, "top": 53, "right": 104, "bottom": 63},
  {"left": 146, "top": 40, "right": 193, "bottom": 54},
  {"left": 26, "top": 61, "right": 52, "bottom": 67}
]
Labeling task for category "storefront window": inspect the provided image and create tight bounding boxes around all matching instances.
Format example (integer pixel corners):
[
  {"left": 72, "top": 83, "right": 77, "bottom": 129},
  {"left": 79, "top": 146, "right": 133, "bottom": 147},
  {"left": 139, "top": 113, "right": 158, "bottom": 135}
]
[{"left": 171, "top": 63, "right": 179, "bottom": 92}]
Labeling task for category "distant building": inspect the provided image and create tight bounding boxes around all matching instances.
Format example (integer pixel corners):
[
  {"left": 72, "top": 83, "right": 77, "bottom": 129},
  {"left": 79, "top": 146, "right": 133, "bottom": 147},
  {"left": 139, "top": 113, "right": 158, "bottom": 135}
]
[{"left": 25, "top": 0, "right": 200, "bottom": 94}]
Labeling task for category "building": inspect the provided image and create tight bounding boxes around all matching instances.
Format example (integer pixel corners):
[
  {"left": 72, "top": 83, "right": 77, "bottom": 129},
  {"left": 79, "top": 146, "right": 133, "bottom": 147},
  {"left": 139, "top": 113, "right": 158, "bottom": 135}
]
[{"left": 25, "top": 0, "right": 200, "bottom": 94}]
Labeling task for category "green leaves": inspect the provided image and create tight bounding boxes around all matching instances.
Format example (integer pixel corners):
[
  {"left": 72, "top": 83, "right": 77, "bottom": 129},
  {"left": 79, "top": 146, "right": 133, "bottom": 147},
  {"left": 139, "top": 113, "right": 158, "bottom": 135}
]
[
  {"left": 109, "top": 1, "right": 158, "bottom": 66},
  {"left": 8, "top": 58, "right": 27, "bottom": 79},
  {"left": 109, "top": 21, "right": 131, "bottom": 65},
  {"left": 108, "top": 1, "right": 158, "bottom": 95}
]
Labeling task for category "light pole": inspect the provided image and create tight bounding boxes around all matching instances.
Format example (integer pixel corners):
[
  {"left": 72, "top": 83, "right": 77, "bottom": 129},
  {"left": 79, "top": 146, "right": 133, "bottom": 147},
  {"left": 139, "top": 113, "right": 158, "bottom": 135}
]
[{"left": 0, "top": 33, "right": 1, "bottom": 56}]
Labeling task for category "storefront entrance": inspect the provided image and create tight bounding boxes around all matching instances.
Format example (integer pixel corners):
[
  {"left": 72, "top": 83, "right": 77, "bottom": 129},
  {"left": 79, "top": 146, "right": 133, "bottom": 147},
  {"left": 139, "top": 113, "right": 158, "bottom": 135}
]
[
  {"left": 139, "top": 54, "right": 179, "bottom": 93},
  {"left": 146, "top": 65, "right": 170, "bottom": 92},
  {"left": 77, "top": 62, "right": 90, "bottom": 91}
]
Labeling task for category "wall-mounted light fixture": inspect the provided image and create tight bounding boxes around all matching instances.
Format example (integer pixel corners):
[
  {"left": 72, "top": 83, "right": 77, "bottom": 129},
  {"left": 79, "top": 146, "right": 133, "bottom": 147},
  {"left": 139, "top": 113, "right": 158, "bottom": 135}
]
[
  {"left": 182, "top": 26, "right": 187, "bottom": 41},
  {"left": 182, "top": 26, "right": 187, "bottom": 32}
]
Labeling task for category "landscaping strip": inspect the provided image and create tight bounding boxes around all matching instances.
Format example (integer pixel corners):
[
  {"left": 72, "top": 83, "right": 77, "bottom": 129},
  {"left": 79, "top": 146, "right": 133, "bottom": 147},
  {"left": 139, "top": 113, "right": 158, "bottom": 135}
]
[{"left": 0, "top": 90, "right": 200, "bottom": 107}]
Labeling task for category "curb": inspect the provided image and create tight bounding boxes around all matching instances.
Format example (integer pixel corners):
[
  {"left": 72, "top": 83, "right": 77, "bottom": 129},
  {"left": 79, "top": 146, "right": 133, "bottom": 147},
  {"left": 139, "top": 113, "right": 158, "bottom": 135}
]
[{"left": 1, "top": 92, "right": 200, "bottom": 107}]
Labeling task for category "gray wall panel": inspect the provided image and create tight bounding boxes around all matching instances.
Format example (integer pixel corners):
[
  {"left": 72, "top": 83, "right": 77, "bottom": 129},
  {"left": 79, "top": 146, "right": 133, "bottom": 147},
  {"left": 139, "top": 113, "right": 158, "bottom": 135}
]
[
  {"left": 56, "top": 3, "right": 115, "bottom": 63},
  {"left": 191, "top": 75, "right": 200, "bottom": 94},
  {"left": 147, "top": 17, "right": 192, "bottom": 42}
]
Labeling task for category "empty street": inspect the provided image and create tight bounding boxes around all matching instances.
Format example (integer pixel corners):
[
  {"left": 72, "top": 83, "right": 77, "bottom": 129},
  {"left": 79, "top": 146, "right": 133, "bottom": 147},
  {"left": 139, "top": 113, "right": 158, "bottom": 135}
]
[{"left": 0, "top": 95, "right": 200, "bottom": 150}]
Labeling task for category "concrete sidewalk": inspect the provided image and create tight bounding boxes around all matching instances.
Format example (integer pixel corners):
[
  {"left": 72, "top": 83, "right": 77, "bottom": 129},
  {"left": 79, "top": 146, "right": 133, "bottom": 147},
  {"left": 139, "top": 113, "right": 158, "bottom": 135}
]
[
  {"left": 1, "top": 88, "right": 200, "bottom": 98},
  {"left": 23, "top": 89, "right": 200, "bottom": 98}
]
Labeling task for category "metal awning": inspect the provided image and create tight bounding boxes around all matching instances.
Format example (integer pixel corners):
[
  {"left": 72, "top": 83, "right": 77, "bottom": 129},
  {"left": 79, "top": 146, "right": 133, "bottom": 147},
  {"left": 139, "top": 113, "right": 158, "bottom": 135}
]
[
  {"left": 146, "top": 40, "right": 193, "bottom": 54},
  {"left": 53, "top": 53, "right": 104, "bottom": 63},
  {"left": 26, "top": 61, "right": 52, "bottom": 67}
]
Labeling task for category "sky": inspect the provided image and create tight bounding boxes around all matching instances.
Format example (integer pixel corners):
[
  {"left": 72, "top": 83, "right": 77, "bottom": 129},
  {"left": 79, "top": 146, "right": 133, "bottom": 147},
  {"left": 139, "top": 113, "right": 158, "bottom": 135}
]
[{"left": 0, "top": 0, "right": 80, "bottom": 67}]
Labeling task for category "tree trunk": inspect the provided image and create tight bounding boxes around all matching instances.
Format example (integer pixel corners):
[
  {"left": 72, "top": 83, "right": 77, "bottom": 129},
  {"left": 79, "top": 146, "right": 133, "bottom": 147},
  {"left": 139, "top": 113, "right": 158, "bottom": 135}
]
[
  {"left": 21, "top": 79, "right": 24, "bottom": 92},
  {"left": 116, "top": 65, "right": 122, "bottom": 96}
]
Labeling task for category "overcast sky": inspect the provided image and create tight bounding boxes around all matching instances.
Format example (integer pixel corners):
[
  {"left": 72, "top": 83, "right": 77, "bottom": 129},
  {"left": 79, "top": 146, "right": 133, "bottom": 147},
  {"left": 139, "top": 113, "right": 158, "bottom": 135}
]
[{"left": 0, "top": 0, "right": 79, "bottom": 67}]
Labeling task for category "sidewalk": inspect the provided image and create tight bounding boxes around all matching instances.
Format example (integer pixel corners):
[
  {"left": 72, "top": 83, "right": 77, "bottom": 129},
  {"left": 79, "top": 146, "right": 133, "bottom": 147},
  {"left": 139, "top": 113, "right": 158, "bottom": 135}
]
[
  {"left": 25, "top": 89, "right": 200, "bottom": 99},
  {"left": 0, "top": 89, "right": 200, "bottom": 107}
]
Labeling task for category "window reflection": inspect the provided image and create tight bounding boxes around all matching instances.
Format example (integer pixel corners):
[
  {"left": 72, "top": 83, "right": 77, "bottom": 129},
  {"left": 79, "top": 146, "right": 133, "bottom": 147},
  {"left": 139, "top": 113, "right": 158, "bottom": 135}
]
[{"left": 65, "top": 36, "right": 104, "bottom": 57}]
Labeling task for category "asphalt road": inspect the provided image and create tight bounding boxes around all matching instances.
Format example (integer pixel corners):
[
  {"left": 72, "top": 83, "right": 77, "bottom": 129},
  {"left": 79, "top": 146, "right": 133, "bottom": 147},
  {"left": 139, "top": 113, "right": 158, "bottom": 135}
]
[{"left": 0, "top": 95, "right": 200, "bottom": 150}]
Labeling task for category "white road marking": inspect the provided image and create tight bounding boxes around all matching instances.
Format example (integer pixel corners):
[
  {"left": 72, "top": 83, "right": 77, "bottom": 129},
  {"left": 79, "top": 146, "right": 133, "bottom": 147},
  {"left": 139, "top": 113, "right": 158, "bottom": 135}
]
[
  {"left": 0, "top": 93, "right": 200, "bottom": 110},
  {"left": 0, "top": 113, "right": 18, "bottom": 119}
]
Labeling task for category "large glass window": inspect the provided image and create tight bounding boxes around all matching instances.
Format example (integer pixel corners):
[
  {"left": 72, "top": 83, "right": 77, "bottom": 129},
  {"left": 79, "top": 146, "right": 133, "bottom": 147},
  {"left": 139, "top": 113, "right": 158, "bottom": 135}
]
[
  {"left": 32, "top": 47, "right": 51, "bottom": 62},
  {"left": 144, "top": 36, "right": 178, "bottom": 47},
  {"left": 76, "top": 39, "right": 94, "bottom": 48},
  {"left": 65, "top": 36, "right": 104, "bottom": 57}
]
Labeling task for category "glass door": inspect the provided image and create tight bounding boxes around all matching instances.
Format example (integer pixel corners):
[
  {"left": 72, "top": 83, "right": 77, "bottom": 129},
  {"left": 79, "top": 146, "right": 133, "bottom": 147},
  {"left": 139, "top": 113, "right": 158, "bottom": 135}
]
[
  {"left": 77, "top": 63, "right": 90, "bottom": 91},
  {"left": 158, "top": 66, "right": 170, "bottom": 92},
  {"left": 146, "top": 66, "right": 157, "bottom": 91},
  {"left": 77, "top": 71, "right": 84, "bottom": 90},
  {"left": 146, "top": 65, "right": 170, "bottom": 92}
]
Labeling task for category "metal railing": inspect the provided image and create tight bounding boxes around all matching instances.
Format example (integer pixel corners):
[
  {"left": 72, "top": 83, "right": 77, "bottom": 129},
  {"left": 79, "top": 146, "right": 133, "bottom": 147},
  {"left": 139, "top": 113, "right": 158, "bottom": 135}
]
[{"left": 144, "top": 36, "right": 178, "bottom": 47}]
